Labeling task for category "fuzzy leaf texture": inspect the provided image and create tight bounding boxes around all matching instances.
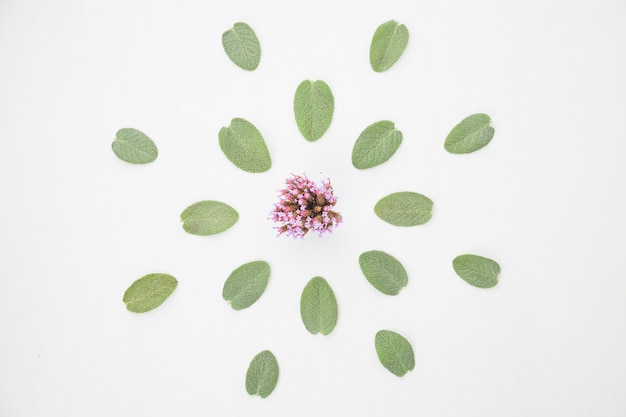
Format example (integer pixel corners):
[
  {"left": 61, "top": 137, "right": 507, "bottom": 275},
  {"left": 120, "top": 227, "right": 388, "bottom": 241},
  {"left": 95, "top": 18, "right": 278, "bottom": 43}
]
[
  {"left": 293, "top": 80, "right": 334, "bottom": 141},
  {"left": 352, "top": 120, "right": 402, "bottom": 169},
  {"left": 222, "top": 260, "right": 270, "bottom": 310},
  {"left": 222, "top": 22, "right": 261, "bottom": 71},
  {"left": 369, "top": 20, "right": 409, "bottom": 72},
  {"left": 374, "top": 191, "right": 433, "bottom": 226},
  {"left": 300, "top": 276, "right": 338, "bottom": 335},
  {"left": 444, "top": 113, "right": 495, "bottom": 154},
  {"left": 452, "top": 254, "right": 501, "bottom": 288},
  {"left": 180, "top": 200, "right": 238, "bottom": 235},
  {"left": 219, "top": 118, "right": 272, "bottom": 173},
  {"left": 359, "top": 250, "right": 408, "bottom": 295},
  {"left": 375, "top": 330, "right": 415, "bottom": 377},
  {"left": 123, "top": 273, "right": 177, "bottom": 313},
  {"left": 111, "top": 128, "right": 158, "bottom": 164},
  {"left": 246, "top": 350, "right": 279, "bottom": 398}
]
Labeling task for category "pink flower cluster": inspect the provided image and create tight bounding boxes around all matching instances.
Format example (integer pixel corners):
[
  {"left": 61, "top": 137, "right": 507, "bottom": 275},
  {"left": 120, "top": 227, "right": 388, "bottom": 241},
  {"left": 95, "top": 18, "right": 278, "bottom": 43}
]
[{"left": 270, "top": 174, "right": 342, "bottom": 238}]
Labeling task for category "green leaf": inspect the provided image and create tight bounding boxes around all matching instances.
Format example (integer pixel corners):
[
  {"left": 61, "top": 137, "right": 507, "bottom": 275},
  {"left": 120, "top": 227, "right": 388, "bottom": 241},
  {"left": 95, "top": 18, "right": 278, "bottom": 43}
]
[
  {"left": 123, "top": 273, "right": 177, "bottom": 313},
  {"left": 444, "top": 113, "right": 495, "bottom": 154},
  {"left": 111, "top": 128, "right": 158, "bottom": 164},
  {"left": 246, "top": 350, "right": 279, "bottom": 398},
  {"left": 293, "top": 80, "right": 334, "bottom": 142},
  {"left": 219, "top": 118, "right": 272, "bottom": 173},
  {"left": 222, "top": 22, "right": 261, "bottom": 71},
  {"left": 180, "top": 200, "right": 238, "bottom": 236},
  {"left": 374, "top": 191, "right": 433, "bottom": 226},
  {"left": 300, "top": 276, "right": 338, "bottom": 335},
  {"left": 222, "top": 261, "right": 270, "bottom": 310},
  {"left": 375, "top": 330, "right": 415, "bottom": 377},
  {"left": 452, "top": 254, "right": 501, "bottom": 288},
  {"left": 370, "top": 20, "right": 409, "bottom": 72},
  {"left": 352, "top": 120, "right": 402, "bottom": 169},
  {"left": 358, "top": 250, "right": 408, "bottom": 295}
]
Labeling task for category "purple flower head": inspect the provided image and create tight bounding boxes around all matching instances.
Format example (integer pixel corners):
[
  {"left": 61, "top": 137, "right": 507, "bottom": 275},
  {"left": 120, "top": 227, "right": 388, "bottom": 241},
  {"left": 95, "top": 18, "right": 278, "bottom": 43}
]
[{"left": 270, "top": 173, "right": 342, "bottom": 238}]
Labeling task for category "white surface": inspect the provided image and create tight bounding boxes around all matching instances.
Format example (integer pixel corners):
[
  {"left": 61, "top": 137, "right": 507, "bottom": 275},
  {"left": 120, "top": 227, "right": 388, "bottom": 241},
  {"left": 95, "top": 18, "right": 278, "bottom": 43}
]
[{"left": 1, "top": 0, "right": 625, "bottom": 415}]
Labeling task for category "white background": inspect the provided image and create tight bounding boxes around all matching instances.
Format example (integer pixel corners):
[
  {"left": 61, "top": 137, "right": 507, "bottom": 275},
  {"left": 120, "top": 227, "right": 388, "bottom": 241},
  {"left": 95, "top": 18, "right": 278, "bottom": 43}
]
[{"left": 1, "top": 0, "right": 625, "bottom": 416}]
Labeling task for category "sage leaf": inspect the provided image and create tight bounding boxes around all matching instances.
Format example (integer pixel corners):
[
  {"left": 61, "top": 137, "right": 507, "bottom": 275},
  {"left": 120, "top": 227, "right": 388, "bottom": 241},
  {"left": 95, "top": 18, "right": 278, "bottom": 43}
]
[
  {"left": 352, "top": 120, "right": 402, "bottom": 169},
  {"left": 375, "top": 330, "right": 415, "bottom": 377},
  {"left": 359, "top": 250, "right": 408, "bottom": 295},
  {"left": 300, "top": 276, "right": 338, "bottom": 335},
  {"left": 293, "top": 80, "right": 334, "bottom": 142},
  {"left": 452, "top": 254, "right": 501, "bottom": 288},
  {"left": 246, "top": 350, "right": 279, "bottom": 398},
  {"left": 111, "top": 128, "right": 158, "bottom": 164},
  {"left": 370, "top": 20, "right": 409, "bottom": 72},
  {"left": 222, "top": 22, "right": 261, "bottom": 71},
  {"left": 219, "top": 118, "right": 271, "bottom": 173},
  {"left": 180, "top": 200, "right": 238, "bottom": 235},
  {"left": 444, "top": 113, "right": 495, "bottom": 154},
  {"left": 374, "top": 192, "right": 433, "bottom": 226},
  {"left": 222, "top": 260, "right": 270, "bottom": 310},
  {"left": 123, "top": 273, "right": 177, "bottom": 313}
]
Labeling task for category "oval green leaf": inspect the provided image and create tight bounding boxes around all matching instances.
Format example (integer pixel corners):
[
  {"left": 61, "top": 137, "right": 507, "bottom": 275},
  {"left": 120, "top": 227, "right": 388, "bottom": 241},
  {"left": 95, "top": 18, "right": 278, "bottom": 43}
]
[
  {"left": 370, "top": 20, "right": 409, "bottom": 72},
  {"left": 123, "top": 273, "right": 177, "bottom": 313},
  {"left": 180, "top": 200, "right": 238, "bottom": 236},
  {"left": 374, "top": 191, "right": 433, "bottom": 226},
  {"left": 300, "top": 276, "right": 338, "bottom": 335},
  {"left": 358, "top": 250, "right": 408, "bottom": 295},
  {"left": 111, "top": 128, "right": 158, "bottom": 164},
  {"left": 375, "top": 330, "right": 415, "bottom": 377},
  {"left": 452, "top": 254, "right": 501, "bottom": 288},
  {"left": 444, "top": 113, "right": 495, "bottom": 154},
  {"left": 352, "top": 120, "right": 402, "bottom": 169},
  {"left": 218, "top": 118, "right": 271, "bottom": 173},
  {"left": 222, "top": 260, "right": 270, "bottom": 310},
  {"left": 293, "top": 80, "right": 334, "bottom": 142},
  {"left": 222, "top": 22, "right": 261, "bottom": 71},
  {"left": 246, "top": 350, "right": 279, "bottom": 398}
]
